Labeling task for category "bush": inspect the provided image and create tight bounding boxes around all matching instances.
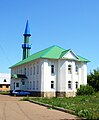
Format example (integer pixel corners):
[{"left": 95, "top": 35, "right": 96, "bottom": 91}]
[{"left": 77, "top": 84, "right": 94, "bottom": 95}]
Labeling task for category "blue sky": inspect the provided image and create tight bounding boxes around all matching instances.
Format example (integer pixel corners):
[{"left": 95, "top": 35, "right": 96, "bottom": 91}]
[{"left": 0, "top": 0, "right": 99, "bottom": 73}]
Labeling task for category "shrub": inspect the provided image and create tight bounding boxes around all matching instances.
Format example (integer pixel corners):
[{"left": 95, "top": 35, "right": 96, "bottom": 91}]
[{"left": 77, "top": 84, "right": 94, "bottom": 95}]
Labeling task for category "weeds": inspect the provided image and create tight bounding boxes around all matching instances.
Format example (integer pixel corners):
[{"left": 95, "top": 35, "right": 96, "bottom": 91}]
[{"left": 29, "top": 92, "right": 99, "bottom": 119}]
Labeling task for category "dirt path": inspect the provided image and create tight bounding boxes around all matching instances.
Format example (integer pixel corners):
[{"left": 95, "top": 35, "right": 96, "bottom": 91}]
[{"left": 0, "top": 95, "right": 80, "bottom": 120}]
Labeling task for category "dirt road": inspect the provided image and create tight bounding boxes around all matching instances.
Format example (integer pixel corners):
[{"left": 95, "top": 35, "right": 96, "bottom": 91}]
[{"left": 0, "top": 95, "right": 80, "bottom": 120}]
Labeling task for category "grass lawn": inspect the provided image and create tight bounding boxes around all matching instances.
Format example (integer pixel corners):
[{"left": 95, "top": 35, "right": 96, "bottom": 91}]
[
  {"left": 0, "top": 91, "right": 10, "bottom": 95},
  {"left": 27, "top": 92, "right": 99, "bottom": 119}
]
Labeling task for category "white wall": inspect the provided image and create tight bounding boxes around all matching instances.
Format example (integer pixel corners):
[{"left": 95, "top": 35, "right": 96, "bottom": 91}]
[
  {"left": 11, "top": 59, "right": 88, "bottom": 93},
  {"left": 0, "top": 73, "right": 10, "bottom": 84}
]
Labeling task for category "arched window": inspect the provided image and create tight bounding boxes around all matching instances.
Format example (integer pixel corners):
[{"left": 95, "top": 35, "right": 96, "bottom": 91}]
[
  {"left": 30, "top": 67, "right": 32, "bottom": 75},
  {"left": 75, "top": 65, "right": 78, "bottom": 73},
  {"left": 27, "top": 67, "right": 29, "bottom": 76},
  {"left": 68, "top": 65, "right": 72, "bottom": 73},
  {"left": 75, "top": 81, "right": 78, "bottom": 89},
  {"left": 33, "top": 81, "right": 35, "bottom": 90},
  {"left": 24, "top": 68, "right": 26, "bottom": 75},
  {"left": 4, "top": 79, "right": 7, "bottom": 82},
  {"left": 51, "top": 81, "right": 54, "bottom": 89},
  {"left": 37, "top": 65, "right": 39, "bottom": 74},
  {"left": 68, "top": 81, "right": 72, "bottom": 89},
  {"left": 33, "top": 65, "right": 35, "bottom": 75},
  {"left": 36, "top": 81, "right": 39, "bottom": 90},
  {"left": 51, "top": 65, "right": 54, "bottom": 74}
]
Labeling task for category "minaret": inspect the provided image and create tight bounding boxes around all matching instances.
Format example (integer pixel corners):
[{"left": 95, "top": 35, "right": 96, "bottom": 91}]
[{"left": 22, "top": 20, "right": 31, "bottom": 60}]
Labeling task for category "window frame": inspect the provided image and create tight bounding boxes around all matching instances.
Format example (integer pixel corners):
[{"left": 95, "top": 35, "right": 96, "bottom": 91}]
[
  {"left": 36, "top": 81, "right": 39, "bottom": 90},
  {"left": 51, "top": 81, "right": 54, "bottom": 89},
  {"left": 16, "top": 83, "right": 19, "bottom": 87},
  {"left": 68, "top": 64, "right": 72, "bottom": 74},
  {"left": 51, "top": 65, "right": 55, "bottom": 74},
  {"left": 33, "top": 81, "right": 35, "bottom": 90},
  {"left": 75, "top": 65, "right": 78, "bottom": 73},
  {"left": 30, "top": 67, "right": 32, "bottom": 75},
  {"left": 37, "top": 65, "right": 39, "bottom": 74},
  {"left": 68, "top": 81, "right": 72, "bottom": 89},
  {"left": 33, "top": 65, "right": 35, "bottom": 75},
  {"left": 0, "top": 85, "right": 2, "bottom": 88},
  {"left": 6, "top": 85, "right": 9, "bottom": 88},
  {"left": 24, "top": 68, "right": 26, "bottom": 75},
  {"left": 4, "top": 79, "right": 7, "bottom": 82},
  {"left": 75, "top": 81, "right": 78, "bottom": 89}
]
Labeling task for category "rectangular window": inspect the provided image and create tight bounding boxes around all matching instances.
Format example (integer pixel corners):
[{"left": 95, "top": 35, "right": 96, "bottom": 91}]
[
  {"left": 6, "top": 85, "right": 9, "bottom": 88},
  {"left": 51, "top": 81, "right": 54, "bottom": 89},
  {"left": 30, "top": 81, "right": 32, "bottom": 90},
  {"left": 0, "top": 85, "right": 2, "bottom": 88},
  {"left": 33, "top": 66, "right": 35, "bottom": 75},
  {"left": 33, "top": 81, "right": 35, "bottom": 90},
  {"left": 30, "top": 67, "right": 32, "bottom": 75},
  {"left": 27, "top": 67, "right": 29, "bottom": 76},
  {"left": 36, "top": 81, "right": 39, "bottom": 90},
  {"left": 21, "top": 69, "right": 22, "bottom": 74},
  {"left": 24, "top": 68, "right": 26, "bottom": 75},
  {"left": 27, "top": 81, "right": 29, "bottom": 90},
  {"left": 22, "top": 81, "right": 25, "bottom": 85},
  {"left": 37, "top": 65, "right": 39, "bottom": 74},
  {"left": 68, "top": 81, "right": 72, "bottom": 89},
  {"left": 51, "top": 65, "right": 54, "bottom": 74},
  {"left": 16, "top": 83, "right": 19, "bottom": 87}
]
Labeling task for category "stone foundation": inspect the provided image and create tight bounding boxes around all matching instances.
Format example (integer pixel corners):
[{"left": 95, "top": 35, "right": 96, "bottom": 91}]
[
  {"left": 56, "top": 92, "right": 66, "bottom": 97},
  {"left": 29, "top": 91, "right": 56, "bottom": 98},
  {"left": 43, "top": 92, "right": 56, "bottom": 98},
  {"left": 66, "top": 91, "right": 76, "bottom": 97},
  {"left": 56, "top": 91, "right": 76, "bottom": 97},
  {"left": 26, "top": 91, "right": 76, "bottom": 97}
]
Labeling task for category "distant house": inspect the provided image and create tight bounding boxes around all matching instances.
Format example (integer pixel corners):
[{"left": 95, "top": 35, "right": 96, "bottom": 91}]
[
  {"left": 0, "top": 73, "right": 10, "bottom": 91},
  {"left": 10, "top": 20, "right": 90, "bottom": 97}
]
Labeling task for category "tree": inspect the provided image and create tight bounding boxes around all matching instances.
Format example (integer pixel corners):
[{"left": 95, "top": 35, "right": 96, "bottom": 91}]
[
  {"left": 77, "top": 84, "right": 94, "bottom": 95},
  {"left": 87, "top": 68, "right": 99, "bottom": 92}
]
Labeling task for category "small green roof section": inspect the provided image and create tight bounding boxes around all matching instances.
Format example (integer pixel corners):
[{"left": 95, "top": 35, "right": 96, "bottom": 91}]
[
  {"left": 11, "top": 74, "right": 27, "bottom": 79},
  {"left": 10, "top": 45, "right": 90, "bottom": 68}
]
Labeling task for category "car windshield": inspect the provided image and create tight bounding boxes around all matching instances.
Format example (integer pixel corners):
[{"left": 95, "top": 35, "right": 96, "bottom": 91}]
[{"left": 14, "top": 90, "right": 21, "bottom": 92}]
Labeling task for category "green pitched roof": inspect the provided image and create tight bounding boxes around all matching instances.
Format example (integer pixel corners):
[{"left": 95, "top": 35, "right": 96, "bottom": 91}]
[{"left": 10, "top": 45, "right": 90, "bottom": 68}]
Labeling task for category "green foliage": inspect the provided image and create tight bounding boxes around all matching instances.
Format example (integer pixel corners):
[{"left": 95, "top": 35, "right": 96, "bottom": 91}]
[
  {"left": 77, "top": 84, "right": 94, "bottom": 95},
  {"left": 30, "top": 92, "right": 99, "bottom": 119},
  {"left": 88, "top": 68, "right": 99, "bottom": 92},
  {"left": 21, "top": 96, "right": 29, "bottom": 101},
  {"left": 0, "top": 91, "right": 10, "bottom": 95},
  {"left": 78, "top": 109, "right": 91, "bottom": 118}
]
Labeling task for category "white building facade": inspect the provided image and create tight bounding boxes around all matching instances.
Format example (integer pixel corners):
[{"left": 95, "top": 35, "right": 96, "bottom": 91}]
[
  {"left": 10, "top": 46, "right": 89, "bottom": 97},
  {"left": 10, "top": 20, "right": 89, "bottom": 97}
]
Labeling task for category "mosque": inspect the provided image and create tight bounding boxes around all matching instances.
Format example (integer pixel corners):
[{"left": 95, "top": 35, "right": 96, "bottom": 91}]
[{"left": 10, "top": 20, "right": 89, "bottom": 97}]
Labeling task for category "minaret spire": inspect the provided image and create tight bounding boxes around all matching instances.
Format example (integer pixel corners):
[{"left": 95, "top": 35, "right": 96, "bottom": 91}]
[{"left": 22, "top": 20, "right": 31, "bottom": 60}]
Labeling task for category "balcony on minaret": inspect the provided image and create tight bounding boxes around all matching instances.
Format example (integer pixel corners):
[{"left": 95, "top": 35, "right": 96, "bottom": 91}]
[{"left": 22, "top": 44, "right": 31, "bottom": 49}]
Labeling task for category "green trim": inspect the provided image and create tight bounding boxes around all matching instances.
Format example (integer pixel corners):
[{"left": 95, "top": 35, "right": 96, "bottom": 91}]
[{"left": 10, "top": 45, "right": 90, "bottom": 68}]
